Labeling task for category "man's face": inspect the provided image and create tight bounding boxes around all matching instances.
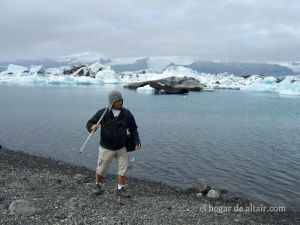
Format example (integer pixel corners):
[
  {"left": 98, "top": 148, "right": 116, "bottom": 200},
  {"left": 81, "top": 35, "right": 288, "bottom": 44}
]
[{"left": 113, "top": 100, "right": 123, "bottom": 109}]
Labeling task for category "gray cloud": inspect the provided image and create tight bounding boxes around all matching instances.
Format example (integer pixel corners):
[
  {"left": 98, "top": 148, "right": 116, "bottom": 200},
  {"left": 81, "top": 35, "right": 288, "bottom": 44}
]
[{"left": 0, "top": 0, "right": 300, "bottom": 61}]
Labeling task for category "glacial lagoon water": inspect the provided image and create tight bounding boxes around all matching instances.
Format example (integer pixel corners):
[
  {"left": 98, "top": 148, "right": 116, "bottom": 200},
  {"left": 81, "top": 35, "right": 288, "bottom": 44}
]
[{"left": 0, "top": 84, "right": 299, "bottom": 209}]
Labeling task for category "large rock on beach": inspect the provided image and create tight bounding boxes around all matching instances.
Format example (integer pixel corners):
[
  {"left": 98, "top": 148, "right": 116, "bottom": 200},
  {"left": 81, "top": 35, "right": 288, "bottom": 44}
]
[
  {"left": 8, "top": 200, "right": 39, "bottom": 216},
  {"left": 196, "top": 184, "right": 211, "bottom": 194}
]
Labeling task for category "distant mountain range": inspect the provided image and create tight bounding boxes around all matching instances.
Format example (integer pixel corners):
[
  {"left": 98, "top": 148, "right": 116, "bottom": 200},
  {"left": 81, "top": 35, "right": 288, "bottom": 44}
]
[
  {"left": 178, "top": 61, "right": 298, "bottom": 76},
  {"left": 0, "top": 53, "right": 299, "bottom": 76}
]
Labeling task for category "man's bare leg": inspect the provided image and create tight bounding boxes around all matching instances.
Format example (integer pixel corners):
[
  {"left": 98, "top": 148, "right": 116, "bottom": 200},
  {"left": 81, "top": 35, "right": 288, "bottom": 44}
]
[
  {"left": 96, "top": 173, "right": 103, "bottom": 184},
  {"left": 94, "top": 173, "right": 104, "bottom": 195},
  {"left": 118, "top": 175, "right": 126, "bottom": 185}
]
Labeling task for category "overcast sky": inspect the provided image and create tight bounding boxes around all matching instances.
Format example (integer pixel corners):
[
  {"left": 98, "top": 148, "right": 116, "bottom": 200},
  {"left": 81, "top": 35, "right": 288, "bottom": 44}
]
[{"left": 0, "top": 0, "right": 300, "bottom": 62}]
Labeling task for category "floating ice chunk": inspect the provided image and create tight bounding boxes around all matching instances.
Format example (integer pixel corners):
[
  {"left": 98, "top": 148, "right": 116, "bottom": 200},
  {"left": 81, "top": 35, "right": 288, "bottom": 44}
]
[
  {"left": 123, "top": 66, "right": 200, "bottom": 84},
  {"left": 89, "top": 62, "right": 109, "bottom": 75},
  {"left": 1, "top": 62, "right": 299, "bottom": 96},
  {"left": 73, "top": 76, "right": 100, "bottom": 85},
  {"left": 276, "top": 76, "right": 300, "bottom": 96},
  {"left": 46, "top": 75, "right": 75, "bottom": 85},
  {"left": 137, "top": 84, "right": 155, "bottom": 92},
  {"left": 241, "top": 78, "right": 276, "bottom": 92},
  {"left": 243, "top": 75, "right": 263, "bottom": 85},
  {"left": 262, "top": 76, "right": 277, "bottom": 84},
  {"left": 278, "top": 89, "right": 300, "bottom": 96},
  {"left": 240, "top": 76, "right": 280, "bottom": 92},
  {"left": 0, "top": 72, "right": 44, "bottom": 84},
  {"left": 196, "top": 74, "right": 211, "bottom": 85},
  {"left": 72, "top": 67, "right": 89, "bottom": 76},
  {"left": 45, "top": 67, "right": 66, "bottom": 75},
  {"left": 5, "top": 64, "right": 29, "bottom": 74},
  {"left": 202, "top": 73, "right": 245, "bottom": 90},
  {"left": 214, "top": 75, "right": 243, "bottom": 89},
  {"left": 120, "top": 73, "right": 136, "bottom": 84},
  {"left": 163, "top": 65, "right": 199, "bottom": 78},
  {"left": 95, "top": 69, "right": 121, "bottom": 84},
  {"left": 29, "top": 65, "right": 44, "bottom": 74},
  {"left": 46, "top": 75, "right": 102, "bottom": 85}
]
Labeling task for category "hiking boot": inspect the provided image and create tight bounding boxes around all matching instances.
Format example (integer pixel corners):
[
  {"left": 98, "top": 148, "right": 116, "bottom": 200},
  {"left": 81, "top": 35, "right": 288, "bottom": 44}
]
[
  {"left": 116, "top": 187, "right": 130, "bottom": 198},
  {"left": 93, "top": 184, "right": 104, "bottom": 195}
]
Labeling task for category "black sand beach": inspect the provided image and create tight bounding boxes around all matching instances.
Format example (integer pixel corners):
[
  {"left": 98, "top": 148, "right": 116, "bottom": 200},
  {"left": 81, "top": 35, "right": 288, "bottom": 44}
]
[{"left": 0, "top": 146, "right": 299, "bottom": 225}]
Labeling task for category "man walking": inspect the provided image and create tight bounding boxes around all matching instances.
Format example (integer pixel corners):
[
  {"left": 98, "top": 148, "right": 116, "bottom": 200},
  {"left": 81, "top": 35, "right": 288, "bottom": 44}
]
[{"left": 86, "top": 90, "right": 141, "bottom": 198}]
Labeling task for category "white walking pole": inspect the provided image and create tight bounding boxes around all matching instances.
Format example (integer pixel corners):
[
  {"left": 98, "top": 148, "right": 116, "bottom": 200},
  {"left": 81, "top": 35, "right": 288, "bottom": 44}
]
[{"left": 79, "top": 105, "right": 110, "bottom": 153}]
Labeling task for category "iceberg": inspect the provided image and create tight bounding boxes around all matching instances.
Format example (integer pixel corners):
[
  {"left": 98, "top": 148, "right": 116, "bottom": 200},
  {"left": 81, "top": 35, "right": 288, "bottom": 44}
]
[
  {"left": 89, "top": 62, "right": 108, "bottom": 75},
  {"left": 72, "top": 67, "right": 89, "bottom": 76},
  {"left": 0, "top": 72, "right": 44, "bottom": 84},
  {"left": 276, "top": 76, "right": 300, "bottom": 96},
  {"left": 95, "top": 69, "right": 121, "bottom": 84},
  {"left": 262, "top": 76, "right": 278, "bottom": 84},
  {"left": 278, "top": 89, "right": 300, "bottom": 96},
  {"left": 5, "top": 64, "right": 29, "bottom": 74},
  {"left": 240, "top": 77, "right": 277, "bottom": 92},
  {"left": 29, "top": 65, "right": 44, "bottom": 74},
  {"left": 162, "top": 65, "right": 199, "bottom": 78},
  {"left": 211, "top": 74, "right": 244, "bottom": 90},
  {"left": 0, "top": 62, "right": 299, "bottom": 97},
  {"left": 45, "top": 67, "right": 66, "bottom": 75},
  {"left": 136, "top": 84, "right": 155, "bottom": 93},
  {"left": 120, "top": 66, "right": 200, "bottom": 85},
  {"left": 46, "top": 74, "right": 103, "bottom": 85}
]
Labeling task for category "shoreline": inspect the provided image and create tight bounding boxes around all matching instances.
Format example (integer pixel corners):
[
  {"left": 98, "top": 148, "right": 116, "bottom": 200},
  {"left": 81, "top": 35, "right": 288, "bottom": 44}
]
[{"left": 1, "top": 146, "right": 299, "bottom": 225}]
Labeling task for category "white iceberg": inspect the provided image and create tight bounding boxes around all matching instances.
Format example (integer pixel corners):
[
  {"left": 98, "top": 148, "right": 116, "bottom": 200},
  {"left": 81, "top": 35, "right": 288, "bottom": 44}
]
[
  {"left": 137, "top": 84, "right": 155, "bottom": 93},
  {"left": 29, "top": 65, "right": 44, "bottom": 74},
  {"left": 95, "top": 69, "right": 121, "bottom": 84},
  {"left": 120, "top": 66, "right": 200, "bottom": 84},
  {"left": 45, "top": 67, "right": 62, "bottom": 75},
  {"left": 162, "top": 65, "right": 199, "bottom": 78},
  {"left": 0, "top": 72, "right": 44, "bottom": 84},
  {"left": 89, "top": 62, "right": 109, "bottom": 75},
  {"left": 278, "top": 89, "right": 300, "bottom": 96},
  {"left": 0, "top": 62, "right": 299, "bottom": 97},
  {"left": 241, "top": 76, "right": 277, "bottom": 92},
  {"left": 4, "top": 64, "right": 29, "bottom": 74},
  {"left": 276, "top": 76, "right": 300, "bottom": 96},
  {"left": 46, "top": 74, "right": 102, "bottom": 85}
]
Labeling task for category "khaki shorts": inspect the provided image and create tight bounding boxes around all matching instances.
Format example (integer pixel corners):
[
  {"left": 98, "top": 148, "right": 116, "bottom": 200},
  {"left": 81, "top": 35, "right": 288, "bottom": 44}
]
[{"left": 96, "top": 145, "right": 129, "bottom": 177}]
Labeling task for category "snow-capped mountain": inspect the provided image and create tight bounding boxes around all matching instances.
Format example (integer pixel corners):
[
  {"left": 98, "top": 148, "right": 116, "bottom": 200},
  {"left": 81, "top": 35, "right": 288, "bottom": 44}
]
[{"left": 278, "top": 62, "right": 300, "bottom": 73}]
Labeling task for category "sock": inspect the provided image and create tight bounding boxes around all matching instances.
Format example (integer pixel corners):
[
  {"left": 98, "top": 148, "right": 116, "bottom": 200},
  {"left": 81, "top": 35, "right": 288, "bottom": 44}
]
[{"left": 118, "top": 184, "right": 125, "bottom": 190}]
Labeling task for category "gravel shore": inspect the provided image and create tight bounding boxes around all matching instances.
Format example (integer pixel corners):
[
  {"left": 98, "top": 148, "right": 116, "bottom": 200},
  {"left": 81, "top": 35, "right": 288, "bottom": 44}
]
[{"left": 0, "top": 147, "right": 299, "bottom": 225}]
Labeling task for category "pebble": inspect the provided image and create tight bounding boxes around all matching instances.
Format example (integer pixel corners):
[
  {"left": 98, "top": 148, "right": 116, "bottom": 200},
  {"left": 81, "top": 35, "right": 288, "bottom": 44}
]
[
  {"left": 1, "top": 147, "right": 297, "bottom": 225},
  {"left": 207, "top": 189, "right": 221, "bottom": 199}
]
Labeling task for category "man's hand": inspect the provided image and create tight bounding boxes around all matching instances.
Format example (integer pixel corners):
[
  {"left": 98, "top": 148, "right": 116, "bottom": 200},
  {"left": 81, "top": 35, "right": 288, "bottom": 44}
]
[
  {"left": 135, "top": 144, "right": 141, "bottom": 151},
  {"left": 91, "top": 124, "right": 100, "bottom": 132}
]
